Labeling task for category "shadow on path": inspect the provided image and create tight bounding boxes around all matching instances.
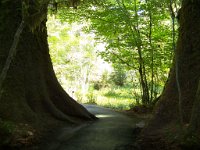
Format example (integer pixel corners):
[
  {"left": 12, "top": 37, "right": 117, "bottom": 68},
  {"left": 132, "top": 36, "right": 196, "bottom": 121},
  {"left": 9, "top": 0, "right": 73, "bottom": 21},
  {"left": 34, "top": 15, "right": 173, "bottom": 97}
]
[{"left": 40, "top": 104, "right": 143, "bottom": 150}]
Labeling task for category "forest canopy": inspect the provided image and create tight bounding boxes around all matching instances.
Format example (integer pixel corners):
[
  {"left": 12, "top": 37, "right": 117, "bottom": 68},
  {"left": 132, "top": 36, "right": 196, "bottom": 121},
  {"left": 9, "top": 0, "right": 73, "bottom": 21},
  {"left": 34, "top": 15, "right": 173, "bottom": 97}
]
[{"left": 47, "top": 0, "right": 181, "bottom": 107}]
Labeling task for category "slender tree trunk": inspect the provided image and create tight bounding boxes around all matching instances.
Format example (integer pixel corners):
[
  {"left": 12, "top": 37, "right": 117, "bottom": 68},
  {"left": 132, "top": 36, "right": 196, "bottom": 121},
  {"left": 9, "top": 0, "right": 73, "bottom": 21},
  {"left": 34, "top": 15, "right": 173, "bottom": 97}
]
[
  {"left": 134, "top": 0, "right": 149, "bottom": 105},
  {"left": 0, "top": 0, "right": 96, "bottom": 128},
  {"left": 118, "top": 0, "right": 150, "bottom": 105},
  {"left": 137, "top": 47, "right": 150, "bottom": 105},
  {"left": 146, "top": 0, "right": 154, "bottom": 103}
]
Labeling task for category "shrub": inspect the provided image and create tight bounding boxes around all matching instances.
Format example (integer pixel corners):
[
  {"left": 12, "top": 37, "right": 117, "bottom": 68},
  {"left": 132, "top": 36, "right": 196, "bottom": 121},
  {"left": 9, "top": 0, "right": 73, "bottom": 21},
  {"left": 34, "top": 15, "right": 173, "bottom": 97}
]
[
  {"left": 86, "top": 92, "right": 97, "bottom": 104},
  {"left": 93, "top": 81, "right": 102, "bottom": 90},
  {"left": 110, "top": 67, "right": 126, "bottom": 86}
]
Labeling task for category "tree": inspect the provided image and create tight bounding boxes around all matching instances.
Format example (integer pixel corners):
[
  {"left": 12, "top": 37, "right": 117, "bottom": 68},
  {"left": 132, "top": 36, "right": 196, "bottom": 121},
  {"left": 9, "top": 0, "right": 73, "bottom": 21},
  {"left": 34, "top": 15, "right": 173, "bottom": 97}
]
[
  {"left": 110, "top": 64, "right": 126, "bottom": 87},
  {"left": 60, "top": 0, "right": 175, "bottom": 105},
  {"left": 139, "top": 0, "right": 200, "bottom": 148},
  {"left": 47, "top": 18, "right": 104, "bottom": 102},
  {"left": 0, "top": 0, "right": 96, "bottom": 133}
]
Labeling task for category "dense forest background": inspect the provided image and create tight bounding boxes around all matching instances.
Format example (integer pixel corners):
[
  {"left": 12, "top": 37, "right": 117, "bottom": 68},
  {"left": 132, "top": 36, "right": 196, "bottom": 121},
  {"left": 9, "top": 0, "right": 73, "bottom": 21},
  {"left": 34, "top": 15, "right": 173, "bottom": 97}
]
[{"left": 48, "top": 0, "right": 180, "bottom": 109}]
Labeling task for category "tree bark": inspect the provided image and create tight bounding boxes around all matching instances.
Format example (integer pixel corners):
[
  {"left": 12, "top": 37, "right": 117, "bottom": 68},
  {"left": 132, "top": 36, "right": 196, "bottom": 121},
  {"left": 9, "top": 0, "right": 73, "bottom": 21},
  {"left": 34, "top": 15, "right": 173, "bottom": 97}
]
[
  {"left": 150, "top": 0, "right": 200, "bottom": 126},
  {"left": 139, "top": 0, "right": 200, "bottom": 149},
  {"left": 189, "top": 80, "right": 200, "bottom": 134},
  {"left": 0, "top": 0, "right": 96, "bottom": 128}
]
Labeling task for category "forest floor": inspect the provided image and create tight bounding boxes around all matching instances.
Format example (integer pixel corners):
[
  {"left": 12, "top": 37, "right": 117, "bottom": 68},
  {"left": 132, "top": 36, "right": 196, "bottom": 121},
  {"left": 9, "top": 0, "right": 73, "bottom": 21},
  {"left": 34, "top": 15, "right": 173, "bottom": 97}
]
[{"left": 35, "top": 104, "right": 149, "bottom": 150}]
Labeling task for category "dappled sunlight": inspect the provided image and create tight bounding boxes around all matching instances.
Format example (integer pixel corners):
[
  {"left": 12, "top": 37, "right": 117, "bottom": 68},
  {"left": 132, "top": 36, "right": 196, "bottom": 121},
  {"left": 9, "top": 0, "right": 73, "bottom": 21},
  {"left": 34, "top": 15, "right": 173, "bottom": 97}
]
[
  {"left": 47, "top": 0, "right": 172, "bottom": 111},
  {"left": 96, "top": 114, "right": 115, "bottom": 118}
]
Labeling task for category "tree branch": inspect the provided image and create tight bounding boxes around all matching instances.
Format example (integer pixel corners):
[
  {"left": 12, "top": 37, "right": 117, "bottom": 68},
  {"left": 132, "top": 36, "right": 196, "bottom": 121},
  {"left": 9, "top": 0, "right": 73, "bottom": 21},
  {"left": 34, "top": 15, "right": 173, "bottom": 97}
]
[{"left": 0, "top": 21, "right": 25, "bottom": 99}]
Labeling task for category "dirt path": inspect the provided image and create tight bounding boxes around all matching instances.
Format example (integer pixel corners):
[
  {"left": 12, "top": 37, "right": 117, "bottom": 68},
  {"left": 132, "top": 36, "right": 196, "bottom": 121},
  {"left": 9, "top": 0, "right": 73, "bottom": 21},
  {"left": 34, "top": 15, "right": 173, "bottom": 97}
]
[{"left": 39, "top": 104, "right": 143, "bottom": 150}]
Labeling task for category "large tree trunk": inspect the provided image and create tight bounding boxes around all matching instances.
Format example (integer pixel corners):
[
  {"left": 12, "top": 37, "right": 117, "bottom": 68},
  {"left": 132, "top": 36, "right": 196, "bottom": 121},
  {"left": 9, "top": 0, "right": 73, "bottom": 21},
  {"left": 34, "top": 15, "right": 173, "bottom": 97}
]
[
  {"left": 189, "top": 80, "right": 200, "bottom": 134},
  {"left": 0, "top": 0, "right": 96, "bottom": 128},
  {"left": 139, "top": 0, "right": 200, "bottom": 149}
]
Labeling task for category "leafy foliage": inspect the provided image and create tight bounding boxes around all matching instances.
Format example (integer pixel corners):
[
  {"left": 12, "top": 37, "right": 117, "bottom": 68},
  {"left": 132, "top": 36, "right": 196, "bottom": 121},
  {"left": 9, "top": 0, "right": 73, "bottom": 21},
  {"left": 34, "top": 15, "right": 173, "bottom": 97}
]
[
  {"left": 110, "top": 65, "right": 126, "bottom": 86},
  {"left": 47, "top": 16, "right": 113, "bottom": 101},
  {"left": 48, "top": 0, "right": 180, "bottom": 105}
]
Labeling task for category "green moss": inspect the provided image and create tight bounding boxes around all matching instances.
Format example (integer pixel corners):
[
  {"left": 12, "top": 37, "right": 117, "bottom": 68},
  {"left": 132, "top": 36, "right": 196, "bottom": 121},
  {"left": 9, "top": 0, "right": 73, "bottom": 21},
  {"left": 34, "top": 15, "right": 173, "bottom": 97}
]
[
  {"left": 181, "top": 132, "right": 200, "bottom": 150},
  {"left": 0, "top": 119, "right": 16, "bottom": 145}
]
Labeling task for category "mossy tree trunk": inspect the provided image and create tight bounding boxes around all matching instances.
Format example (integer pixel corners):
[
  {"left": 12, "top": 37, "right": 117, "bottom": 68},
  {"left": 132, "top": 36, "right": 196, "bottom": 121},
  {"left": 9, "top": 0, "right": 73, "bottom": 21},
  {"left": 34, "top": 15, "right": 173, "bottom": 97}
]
[
  {"left": 148, "top": 0, "right": 200, "bottom": 126},
  {"left": 188, "top": 80, "right": 200, "bottom": 134},
  {"left": 0, "top": 0, "right": 96, "bottom": 128},
  {"left": 140, "top": 0, "right": 200, "bottom": 149}
]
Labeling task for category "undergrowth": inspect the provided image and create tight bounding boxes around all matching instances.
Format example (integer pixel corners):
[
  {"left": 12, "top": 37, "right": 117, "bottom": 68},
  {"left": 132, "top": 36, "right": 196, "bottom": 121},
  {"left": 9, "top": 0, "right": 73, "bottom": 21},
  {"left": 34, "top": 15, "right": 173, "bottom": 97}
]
[{"left": 77, "top": 85, "right": 137, "bottom": 110}]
